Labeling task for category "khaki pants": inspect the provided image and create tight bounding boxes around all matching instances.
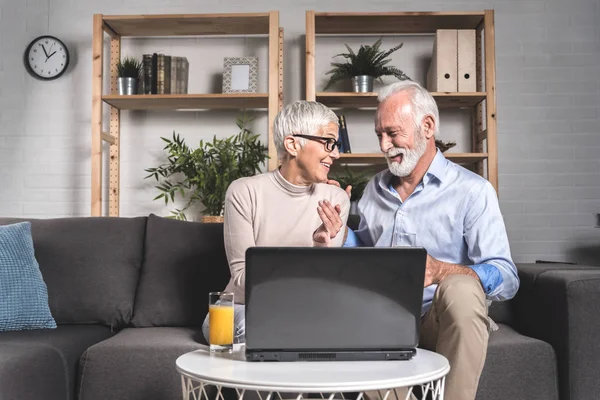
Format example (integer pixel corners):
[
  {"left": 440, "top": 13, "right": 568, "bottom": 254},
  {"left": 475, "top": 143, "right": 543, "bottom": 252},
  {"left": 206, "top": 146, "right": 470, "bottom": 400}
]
[{"left": 365, "top": 275, "right": 489, "bottom": 400}]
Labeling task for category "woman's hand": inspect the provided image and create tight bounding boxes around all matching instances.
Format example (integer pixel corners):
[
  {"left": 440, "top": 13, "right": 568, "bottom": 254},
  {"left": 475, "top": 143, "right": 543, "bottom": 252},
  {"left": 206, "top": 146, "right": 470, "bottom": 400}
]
[{"left": 313, "top": 200, "right": 343, "bottom": 246}]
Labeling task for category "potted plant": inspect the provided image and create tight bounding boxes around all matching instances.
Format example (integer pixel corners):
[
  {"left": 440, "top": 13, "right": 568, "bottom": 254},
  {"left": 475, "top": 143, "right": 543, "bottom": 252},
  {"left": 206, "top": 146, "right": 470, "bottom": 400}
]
[
  {"left": 144, "top": 114, "right": 269, "bottom": 222},
  {"left": 323, "top": 38, "right": 411, "bottom": 93},
  {"left": 116, "top": 56, "right": 143, "bottom": 95},
  {"left": 330, "top": 167, "right": 370, "bottom": 215}
]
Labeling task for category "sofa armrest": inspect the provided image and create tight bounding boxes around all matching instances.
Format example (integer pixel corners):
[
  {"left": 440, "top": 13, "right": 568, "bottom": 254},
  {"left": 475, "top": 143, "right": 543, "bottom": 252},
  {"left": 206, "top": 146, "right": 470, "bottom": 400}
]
[{"left": 513, "top": 263, "right": 600, "bottom": 400}]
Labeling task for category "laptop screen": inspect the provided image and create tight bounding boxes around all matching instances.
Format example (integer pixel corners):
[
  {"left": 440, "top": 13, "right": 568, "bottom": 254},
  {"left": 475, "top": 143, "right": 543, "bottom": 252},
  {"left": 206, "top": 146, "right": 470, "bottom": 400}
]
[{"left": 244, "top": 247, "right": 426, "bottom": 352}]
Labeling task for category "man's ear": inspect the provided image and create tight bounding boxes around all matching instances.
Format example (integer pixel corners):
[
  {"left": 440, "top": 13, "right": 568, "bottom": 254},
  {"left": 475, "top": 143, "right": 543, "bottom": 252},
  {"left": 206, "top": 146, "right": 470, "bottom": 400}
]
[
  {"left": 422, "top": 115, "right": 436, "bottom": 139},
  {"left": 283, "top": 136, "right": 299, "bottom": 157}
]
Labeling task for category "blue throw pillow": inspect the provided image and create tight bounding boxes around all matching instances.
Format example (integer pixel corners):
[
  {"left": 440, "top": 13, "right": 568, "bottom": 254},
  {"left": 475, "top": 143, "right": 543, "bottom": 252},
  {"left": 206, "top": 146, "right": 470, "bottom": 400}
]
[{"left": 0, "top": 221, "right": 56, "bottom": 331}]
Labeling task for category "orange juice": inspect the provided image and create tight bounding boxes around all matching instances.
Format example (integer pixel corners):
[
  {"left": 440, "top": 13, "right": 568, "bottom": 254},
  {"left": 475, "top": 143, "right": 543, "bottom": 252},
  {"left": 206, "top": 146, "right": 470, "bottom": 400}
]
[{"left": 209, "top": 304, "right": 234, "bottom": 345}]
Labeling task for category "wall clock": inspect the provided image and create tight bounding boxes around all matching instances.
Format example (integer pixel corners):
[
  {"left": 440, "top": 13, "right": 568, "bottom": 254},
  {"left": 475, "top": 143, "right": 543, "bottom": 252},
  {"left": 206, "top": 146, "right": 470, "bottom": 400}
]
[{"left": 24, "top": 35, "right": 70, "bottom": 80}]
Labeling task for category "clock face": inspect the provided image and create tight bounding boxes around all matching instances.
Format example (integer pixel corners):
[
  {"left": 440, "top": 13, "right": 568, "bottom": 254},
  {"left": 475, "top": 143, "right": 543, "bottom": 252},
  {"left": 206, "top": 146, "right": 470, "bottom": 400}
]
[{"left": 25, "top": 36, "right": 70, "bottom": 80}]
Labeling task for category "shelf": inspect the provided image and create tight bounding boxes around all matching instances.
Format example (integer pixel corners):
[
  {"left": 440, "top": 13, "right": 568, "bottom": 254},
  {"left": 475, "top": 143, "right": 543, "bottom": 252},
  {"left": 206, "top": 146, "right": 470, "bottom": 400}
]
[
  {"left": 102, "top": 13, "right": 272, "bottom": 37},
  {"left": 314, "top": 12, "right": 485, "bottom": 35},
  {"left": 316, "top": 92, "right": 486, "bottom": 109},
  {"left": 102, "top": 93, "right": 269, "bottom": 110},
  {"left": 337, "top": 153, "right": 488, "bottom": 165}
]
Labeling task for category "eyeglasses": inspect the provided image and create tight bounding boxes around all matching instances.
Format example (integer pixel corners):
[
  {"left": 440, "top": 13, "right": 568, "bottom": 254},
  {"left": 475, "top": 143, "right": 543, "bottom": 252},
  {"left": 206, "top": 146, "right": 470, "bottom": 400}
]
[{"left": 292, "top": 134, "right": 342, "bottom": 152}]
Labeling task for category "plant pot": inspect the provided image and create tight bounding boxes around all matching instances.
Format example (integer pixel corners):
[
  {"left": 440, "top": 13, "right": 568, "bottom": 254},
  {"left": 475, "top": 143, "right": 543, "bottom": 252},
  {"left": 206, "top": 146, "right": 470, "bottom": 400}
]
[
  {"left": 201, "top": 215, "right": 224, "bottom": 223},
  {"left": 118, "top": 77, "right": 138, "bottom": 95},
  {"left": 351, "top": 75, "right": 374, "bottom": 92}
]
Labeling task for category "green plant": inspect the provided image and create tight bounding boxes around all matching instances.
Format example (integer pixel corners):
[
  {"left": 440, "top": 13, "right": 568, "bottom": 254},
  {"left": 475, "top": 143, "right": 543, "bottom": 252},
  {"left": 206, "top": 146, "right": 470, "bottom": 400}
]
[
  {"left": 144, "top": 114, "right": 269, "bottom": 220},
  {"left": 116, "top": 56, "right": 143, "bottom": 79},
  {"left": 323, "top": 38, "right": 411, "bottom": 91},
  {"left": 330, "top": 167, "right": 370, "bottom": 203}
]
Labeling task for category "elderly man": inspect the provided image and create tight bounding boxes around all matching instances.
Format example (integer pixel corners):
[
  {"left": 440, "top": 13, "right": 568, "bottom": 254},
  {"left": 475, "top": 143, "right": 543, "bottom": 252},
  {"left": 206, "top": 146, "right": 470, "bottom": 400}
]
[{"left": 343, "top": 81, "right": 519, "bottom": 400}]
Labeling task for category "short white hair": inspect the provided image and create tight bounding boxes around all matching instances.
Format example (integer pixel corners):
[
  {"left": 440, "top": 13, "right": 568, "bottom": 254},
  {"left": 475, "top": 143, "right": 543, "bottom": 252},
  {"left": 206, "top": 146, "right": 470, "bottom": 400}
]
[
  {"left": 273, "top": 100, "right": 339, "bottom": 161},
  {"left": 377, "top": 81, "right": 440, "bottom": 136}
]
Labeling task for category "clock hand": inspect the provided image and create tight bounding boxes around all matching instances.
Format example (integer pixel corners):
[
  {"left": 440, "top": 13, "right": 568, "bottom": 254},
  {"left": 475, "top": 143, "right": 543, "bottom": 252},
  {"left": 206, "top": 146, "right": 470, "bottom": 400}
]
[
  {"left": 42, "top": 44, "right": 49, "bottom": 58},
  {"left": 48, "top": 51, "right": 57, "bottom": 59}
]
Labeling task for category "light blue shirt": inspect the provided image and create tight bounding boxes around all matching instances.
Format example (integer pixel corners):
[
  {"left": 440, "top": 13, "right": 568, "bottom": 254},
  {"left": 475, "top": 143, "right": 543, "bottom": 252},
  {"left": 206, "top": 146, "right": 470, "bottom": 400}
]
[{"left": 344, "top": 149, "right": 519, "bottom": 315}]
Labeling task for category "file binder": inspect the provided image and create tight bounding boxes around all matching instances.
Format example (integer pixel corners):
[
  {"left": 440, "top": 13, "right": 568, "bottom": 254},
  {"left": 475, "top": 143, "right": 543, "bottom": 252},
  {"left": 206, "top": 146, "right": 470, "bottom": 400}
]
[{"left": 426, "top": 29, "right": 458, "bottom": 92}]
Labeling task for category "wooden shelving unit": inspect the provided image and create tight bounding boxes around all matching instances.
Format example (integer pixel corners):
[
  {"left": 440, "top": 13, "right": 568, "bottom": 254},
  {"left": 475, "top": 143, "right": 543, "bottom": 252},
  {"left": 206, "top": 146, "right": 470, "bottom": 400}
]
[
  {"left": 339, "top": 152, "right": 488, "bottom": 165},
  {"left": 101, "top": 93, "right": 270, "bottom": 110},
  {"left": 91, "top": 12, "right": 283, "bottom": 217},
  {"left": 315, "top": 92, "right": 486, "bottom": 109},
  {"left": 306, "top": 10, "right": 498, "bottom": 192}
]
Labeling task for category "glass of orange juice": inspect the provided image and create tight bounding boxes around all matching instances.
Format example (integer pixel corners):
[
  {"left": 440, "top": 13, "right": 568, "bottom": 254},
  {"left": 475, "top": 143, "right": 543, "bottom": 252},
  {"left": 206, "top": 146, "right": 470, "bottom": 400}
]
[{"left": 208, "top": 292, "right": 234, "bottom": 353}]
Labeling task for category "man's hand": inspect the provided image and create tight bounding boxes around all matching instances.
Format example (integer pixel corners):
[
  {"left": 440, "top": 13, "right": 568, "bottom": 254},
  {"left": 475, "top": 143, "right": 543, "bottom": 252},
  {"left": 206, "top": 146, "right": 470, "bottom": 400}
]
[
  {"left": 425, "top": 254, "right": 480, "bottom": 287},
  {"left": 326, "top": 179, "right": 352, "bottom": 198},
  {"left": 313, "top": 200, "right": 343, "bottom": 246},
  {"left": 424, "top": 255, "right": 444, "bottom": 287}
]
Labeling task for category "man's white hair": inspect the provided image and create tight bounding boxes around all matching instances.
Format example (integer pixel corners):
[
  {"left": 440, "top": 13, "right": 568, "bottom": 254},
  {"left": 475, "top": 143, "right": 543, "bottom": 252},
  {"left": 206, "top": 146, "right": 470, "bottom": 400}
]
[
  {"left": 273, "top": 100, "right": 339, "bottom": 161},
  {"left": 377, "top": 81, "right": 440, "bottom": 136}
]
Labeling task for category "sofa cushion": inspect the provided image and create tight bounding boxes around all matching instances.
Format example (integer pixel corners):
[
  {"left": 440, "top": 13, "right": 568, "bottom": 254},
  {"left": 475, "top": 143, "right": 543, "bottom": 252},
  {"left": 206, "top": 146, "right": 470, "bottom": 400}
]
[
  {"left": 0, "top": 325, "right": 114, "bottom": 400},
  {"left": 0, "top": 217, "right": 147, "bottom": 328},
  {"left": 131, "top": 214, "right": 231, "bottom": 327},
  {"left": 0, "top": 221, "right": 56, "bottom": 331},
  {"left": 78, "top": 327, "right": 207, "bottom": 400},
  {"left": 476, "top": 323, "right": 559, "bottom": 400},
  {"left": 0, "top": 343, "right": 68, "bottom": 400}
]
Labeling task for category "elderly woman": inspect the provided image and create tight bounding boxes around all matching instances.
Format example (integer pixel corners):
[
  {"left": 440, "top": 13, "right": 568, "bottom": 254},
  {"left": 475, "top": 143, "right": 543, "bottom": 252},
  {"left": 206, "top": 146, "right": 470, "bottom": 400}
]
[{"left": 202, "top": 100, "right": 350, "bottom": 344}]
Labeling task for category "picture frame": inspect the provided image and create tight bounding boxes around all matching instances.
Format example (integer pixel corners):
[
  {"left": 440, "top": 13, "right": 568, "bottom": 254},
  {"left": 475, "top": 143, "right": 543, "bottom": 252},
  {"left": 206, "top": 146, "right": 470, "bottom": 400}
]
[{"left": 222, "top": 57, "right": 258, "bottom": 93}]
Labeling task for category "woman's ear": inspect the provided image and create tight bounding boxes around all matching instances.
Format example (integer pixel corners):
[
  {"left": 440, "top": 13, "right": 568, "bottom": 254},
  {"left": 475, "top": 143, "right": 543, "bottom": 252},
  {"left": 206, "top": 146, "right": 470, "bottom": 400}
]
[{"left": 283, "top": 136, "right": 299, "bottom": 157}]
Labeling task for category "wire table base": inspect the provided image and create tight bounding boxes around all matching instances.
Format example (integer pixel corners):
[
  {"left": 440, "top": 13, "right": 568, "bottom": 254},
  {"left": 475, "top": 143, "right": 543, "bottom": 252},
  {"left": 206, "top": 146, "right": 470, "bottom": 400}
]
[{"left": 181, "top": 376, "right": 446, "bottom": 400}]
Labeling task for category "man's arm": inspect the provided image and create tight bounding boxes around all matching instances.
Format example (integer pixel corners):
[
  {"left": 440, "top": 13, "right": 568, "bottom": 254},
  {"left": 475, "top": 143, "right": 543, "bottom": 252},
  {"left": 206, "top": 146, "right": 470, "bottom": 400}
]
[
  {"left": 425, "top": 255, "right": 480, "bottom": 287},
  {"left": 461, "top": 180, "right": 519, "bottom": 300}
]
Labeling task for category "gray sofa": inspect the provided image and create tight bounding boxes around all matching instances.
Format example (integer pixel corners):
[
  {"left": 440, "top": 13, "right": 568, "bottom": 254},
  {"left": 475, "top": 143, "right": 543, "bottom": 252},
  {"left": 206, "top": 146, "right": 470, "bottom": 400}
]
[{"left": 0, "top": 214, "right": 598, "bottom": 400}]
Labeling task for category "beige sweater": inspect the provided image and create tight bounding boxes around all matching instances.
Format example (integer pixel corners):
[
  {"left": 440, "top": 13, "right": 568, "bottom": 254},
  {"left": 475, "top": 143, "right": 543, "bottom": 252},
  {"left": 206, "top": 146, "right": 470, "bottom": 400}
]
[{"left": 222, "top": 169, "right": 350, "bottom": 304}]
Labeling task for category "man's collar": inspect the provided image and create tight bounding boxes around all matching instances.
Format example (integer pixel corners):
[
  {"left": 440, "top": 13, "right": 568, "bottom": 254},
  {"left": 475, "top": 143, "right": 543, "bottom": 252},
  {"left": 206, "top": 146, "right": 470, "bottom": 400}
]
[{"left": 425, "top": 148, "right": 447, "bottom": 184}]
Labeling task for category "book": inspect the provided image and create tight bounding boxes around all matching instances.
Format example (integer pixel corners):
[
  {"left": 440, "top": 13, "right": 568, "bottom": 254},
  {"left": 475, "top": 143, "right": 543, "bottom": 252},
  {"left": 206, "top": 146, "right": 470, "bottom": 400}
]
[{"left": 338, "top": 115, "right": 351, "bottom": 153}]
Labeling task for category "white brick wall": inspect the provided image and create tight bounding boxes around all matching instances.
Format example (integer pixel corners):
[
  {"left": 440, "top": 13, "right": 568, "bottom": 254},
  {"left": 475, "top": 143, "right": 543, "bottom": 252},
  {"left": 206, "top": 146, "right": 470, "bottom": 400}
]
[{"left": 0, "top": 0, "right": 599, "bottom": 265}]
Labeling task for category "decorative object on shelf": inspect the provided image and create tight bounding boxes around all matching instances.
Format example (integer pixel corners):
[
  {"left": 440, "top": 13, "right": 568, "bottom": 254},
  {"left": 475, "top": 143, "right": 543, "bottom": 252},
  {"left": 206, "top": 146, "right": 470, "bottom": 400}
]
[
  {"left": 222, "top": 57, "right": 258, "bottom": 93},
  {"left": 116, "top": 56, "right": 143, "bottom": 95},
  {"left": 435, "top": 139, "right": 457, "bottom": 153},
  {"left": 142, "top": 53, "right": 189, "bottom": 95},
  {"left": 338, "top": 115, "right": 351, "bottom": 153},
  {"left": 323, "top": 38, "right": 411, "bottom": 93},
  {"left": 144, "top": 114, "right": 269, "bottom": 221},
  {"left": 330, "top": 167, "right": 370, "bottom": 215},
  {"left": 24, "top": 35, "right": 70, "bottom": 81}
]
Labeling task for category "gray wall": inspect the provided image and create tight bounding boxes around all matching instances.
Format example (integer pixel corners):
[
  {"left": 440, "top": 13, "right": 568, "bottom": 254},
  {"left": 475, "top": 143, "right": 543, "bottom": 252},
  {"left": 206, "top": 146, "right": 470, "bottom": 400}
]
[{"left": 0, "top": 0, "right": 598, "bottom": 265}]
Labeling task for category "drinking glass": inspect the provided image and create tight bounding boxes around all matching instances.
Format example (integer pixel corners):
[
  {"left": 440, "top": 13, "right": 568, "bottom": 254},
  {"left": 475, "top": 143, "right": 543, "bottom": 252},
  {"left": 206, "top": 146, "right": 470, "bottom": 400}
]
[{"left": 208, "top": 292, "right": 234, "bottom": 353}]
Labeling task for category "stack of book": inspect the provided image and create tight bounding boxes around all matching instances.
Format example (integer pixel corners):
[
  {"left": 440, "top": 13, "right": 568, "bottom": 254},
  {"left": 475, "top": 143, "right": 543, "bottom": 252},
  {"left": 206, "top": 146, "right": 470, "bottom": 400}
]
[{"left": 142, "top": 53, "right": 189, "bottom": 95}]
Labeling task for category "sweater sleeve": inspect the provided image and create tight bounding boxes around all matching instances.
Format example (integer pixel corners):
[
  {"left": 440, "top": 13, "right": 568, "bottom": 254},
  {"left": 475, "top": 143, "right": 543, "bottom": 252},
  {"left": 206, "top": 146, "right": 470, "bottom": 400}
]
[{"left": 223, "top": 179, "right": 255, "bottom": 302}]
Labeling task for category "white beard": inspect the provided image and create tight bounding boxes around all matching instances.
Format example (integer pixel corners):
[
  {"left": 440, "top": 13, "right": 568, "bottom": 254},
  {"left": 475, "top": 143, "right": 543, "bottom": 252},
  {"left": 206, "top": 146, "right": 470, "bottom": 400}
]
[{"left": 385, "top": 129, "right": 427, "bottom": 177}]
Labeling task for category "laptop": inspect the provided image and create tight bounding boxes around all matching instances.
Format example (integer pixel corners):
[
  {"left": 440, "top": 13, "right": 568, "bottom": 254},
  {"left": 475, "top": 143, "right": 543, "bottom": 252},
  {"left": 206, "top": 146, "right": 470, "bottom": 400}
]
[{"left": 244, "top": 246, "right": 426, "bottom": 362}]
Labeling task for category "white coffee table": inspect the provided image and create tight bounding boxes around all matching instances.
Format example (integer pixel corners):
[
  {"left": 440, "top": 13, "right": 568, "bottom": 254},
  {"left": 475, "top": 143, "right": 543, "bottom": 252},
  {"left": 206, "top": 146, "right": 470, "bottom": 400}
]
[{"left": 176, "top": 345, "right": 449, "bottom": 400}]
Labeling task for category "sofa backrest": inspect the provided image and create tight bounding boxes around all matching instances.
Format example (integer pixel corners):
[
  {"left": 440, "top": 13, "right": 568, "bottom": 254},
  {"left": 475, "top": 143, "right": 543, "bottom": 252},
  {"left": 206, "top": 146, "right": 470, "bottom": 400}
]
[
  {"left": 0, "top": 216, "right": 146, "bottom": 328},
  {"left": 131, "top": 214, "right": 231, "bottom": 327}
]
